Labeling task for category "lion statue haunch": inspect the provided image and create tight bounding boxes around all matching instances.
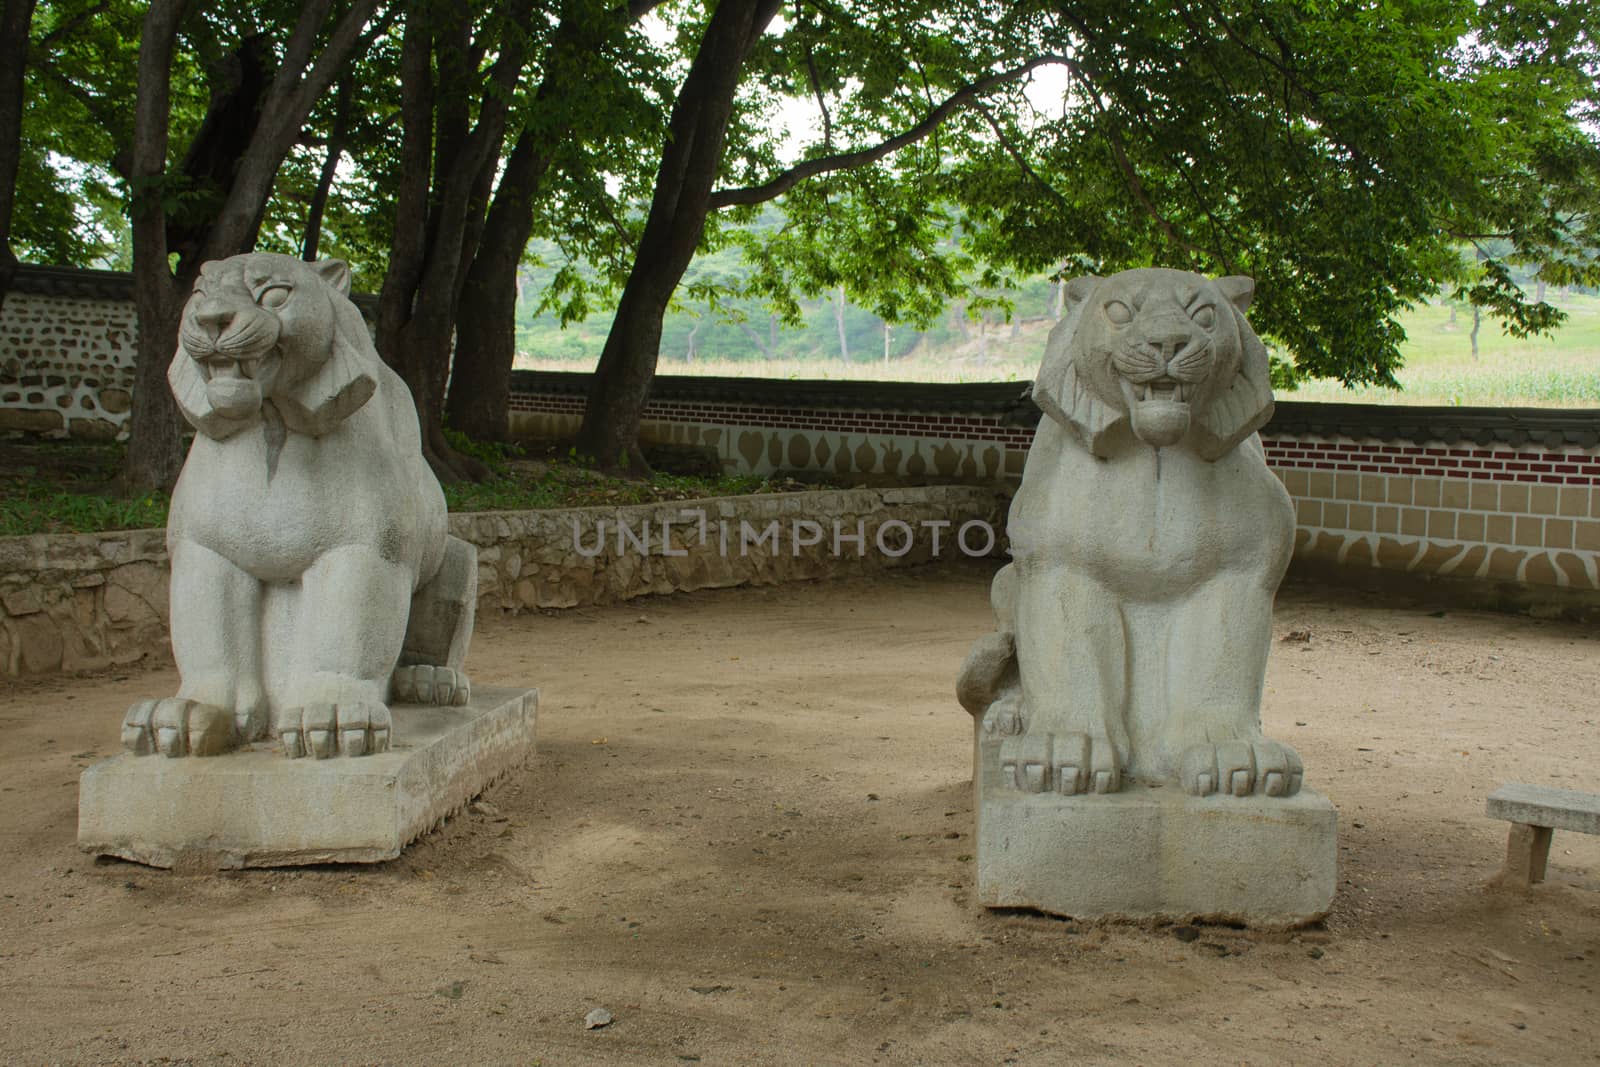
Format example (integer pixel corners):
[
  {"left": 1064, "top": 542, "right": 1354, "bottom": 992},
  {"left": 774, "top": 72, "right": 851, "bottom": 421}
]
[
  {"left": 957, "top": 267, "right": 1302, "bottom": 798},
  {"left": 120, "top": 252, "right": 477, "bottom": 760}
]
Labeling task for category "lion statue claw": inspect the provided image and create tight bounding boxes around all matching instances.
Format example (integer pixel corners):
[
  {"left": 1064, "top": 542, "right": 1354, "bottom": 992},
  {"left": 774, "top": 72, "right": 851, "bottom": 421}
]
[
  {"left": 121, "top": 252, "right": 476, "bottom": 760},
  {"left": 957, "top": 267, "right": 1301, "bottom": 797}
]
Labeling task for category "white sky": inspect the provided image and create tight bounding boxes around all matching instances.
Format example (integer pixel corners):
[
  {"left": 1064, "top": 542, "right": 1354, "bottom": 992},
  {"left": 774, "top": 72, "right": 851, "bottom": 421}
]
[
  {"left": 770, "top": 61, "right": 1071, "bottom": 163},
  {"left": 639, "top": 10, "right": 1072, "bottom": 164}
]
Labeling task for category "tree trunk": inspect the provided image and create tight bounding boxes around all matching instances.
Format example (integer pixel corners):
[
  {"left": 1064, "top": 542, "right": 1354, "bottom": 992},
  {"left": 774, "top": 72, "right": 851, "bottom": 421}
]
[
  {"left": 1470, "top": 303, "right": 1481, "bottom": 360},
  {"left": 301, "top": 76, "right": 351, "bottom": 260},
  {"left": 121, "top": 0, "right": 384, "bottom": 492},
  {"left": 832, "top": 285, "right": 849, "bottom": 362},
  {"left": 377, "top": 0, "right": 532, "bottom": 480},
  {"left": 575, "top": 0, "right": 783, "bottom": 473},
  {"left": 448, "top": 0, "right": 668, "bottom": 445},
  {"left": 684, "top": 317, "right": 701, "bottom": 363},
  {"left": 122, "top": 0, "right": 192, "bottom": 493},
  {"left": 124, "top": 278, "right": 188, "bottom": 490},
  {"left": 883, "top": 319, "right": 891, "bottom": 363},
  {"left": 734, "top": 320, "right": 774, "bottom": 358},
  {"left": 0, "top": 0, "right": 36, "bottom": 311},
  {"left": 447, "top": 129, "right": 553, "bottom": 442}
]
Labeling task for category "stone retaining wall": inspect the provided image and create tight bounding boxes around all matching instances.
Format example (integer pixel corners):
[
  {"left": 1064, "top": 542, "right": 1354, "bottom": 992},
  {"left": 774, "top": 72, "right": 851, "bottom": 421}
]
[
  {"left": 0, "top": 528, "right": 170, "bottom": 675},
  {"left": 0, "top": 486, "right": 1004, "bottom": 678}
]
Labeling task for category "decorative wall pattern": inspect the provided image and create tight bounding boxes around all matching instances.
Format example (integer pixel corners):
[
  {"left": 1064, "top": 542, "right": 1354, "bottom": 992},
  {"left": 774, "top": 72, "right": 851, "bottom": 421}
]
[
  {"left": 1264, "top": 437, "right": 1599, "bottom": 594},
  {"left": 509, "top": 390, "right": 1032, "bottom": 482},
  {"left": 0, "top": 280, "right": 138, "bottom": 439}
]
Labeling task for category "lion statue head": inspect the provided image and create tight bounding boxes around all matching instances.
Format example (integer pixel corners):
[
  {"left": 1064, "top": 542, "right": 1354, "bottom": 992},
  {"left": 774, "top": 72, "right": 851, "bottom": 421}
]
[
  {"left": 1032, "top": 268, "right": 1274, "bottom": 460},
  {"left": 169, "top": 252, "right": 378, "bottom": 440}
]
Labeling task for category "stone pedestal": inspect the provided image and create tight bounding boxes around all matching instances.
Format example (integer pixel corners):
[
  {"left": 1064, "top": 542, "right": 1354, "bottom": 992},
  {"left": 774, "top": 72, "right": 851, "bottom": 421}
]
[
  {"left": 79, "top": 687, "right": 537, "bottom": 869},
  {"left": 976, "top": 736, "right": 1336, "bottom": 926}
]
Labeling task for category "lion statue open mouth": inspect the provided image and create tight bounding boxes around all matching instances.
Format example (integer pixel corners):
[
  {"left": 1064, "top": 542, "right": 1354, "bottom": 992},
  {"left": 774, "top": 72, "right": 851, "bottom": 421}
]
[
  {"left": 957, "top": 267, "right": 1302, "bottom": 798},
  {"left": 120, "top": 252, "right": 477, "bottom": 760}
]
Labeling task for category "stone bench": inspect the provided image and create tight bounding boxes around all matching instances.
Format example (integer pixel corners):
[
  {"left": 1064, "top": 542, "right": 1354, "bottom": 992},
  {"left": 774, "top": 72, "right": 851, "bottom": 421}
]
[{"left": 1486, "top": 783, "right": 1600, "bottom": 888}]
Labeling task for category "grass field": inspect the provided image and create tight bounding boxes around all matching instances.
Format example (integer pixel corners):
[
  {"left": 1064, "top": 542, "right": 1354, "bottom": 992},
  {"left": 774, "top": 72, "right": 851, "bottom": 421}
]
[
  {"left": 1286, "top": 295, "right": 1600, "bottom": 407},
  {"left": 518, "top": 292, "right": 1600, "bottom": 407}
]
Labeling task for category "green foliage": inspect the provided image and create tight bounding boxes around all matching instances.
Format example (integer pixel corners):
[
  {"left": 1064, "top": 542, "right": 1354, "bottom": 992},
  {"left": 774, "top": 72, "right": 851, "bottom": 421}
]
[
  {"left": 0, "top": 441, "right": 169, "bottom": 534},
  {"left": 497, "top": 0, "right": 1600, "bottom": 397},
  {"left": 12, "top": 0, "right": 1598, "bottom": 404},
  {"left": 440, "top": 460, "right": 782, "bottom": 515},
  {"left": 0, "top": 484, "right": 169, "bottom": 536},
  {"left": 441, "top": 426, "right": 522, "bottom": 475},
  {"left": 0, "top": 443, "right": 807, "bottom": 535},
  {"left": 12, "top": 0, "right": 147, "bottom": 265}
]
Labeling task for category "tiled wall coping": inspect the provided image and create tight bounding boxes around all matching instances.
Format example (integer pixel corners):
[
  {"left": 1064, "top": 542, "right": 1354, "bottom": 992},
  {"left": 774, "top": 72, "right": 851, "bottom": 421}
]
[{"left": 510, "top": 369, "right": 1600, "bottom": 447}]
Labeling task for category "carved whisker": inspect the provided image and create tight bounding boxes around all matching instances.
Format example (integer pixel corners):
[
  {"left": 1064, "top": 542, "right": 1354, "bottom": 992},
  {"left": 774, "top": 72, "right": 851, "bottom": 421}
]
[
  {"left": 1170, "top": 341, "right": 1214, "bottom": 380},
  {"left": 216, "top": 317, "right": 278, "bottom": 356},
  {"left": 1113, "top": 349, "right": 1163, "bottom": 379}
]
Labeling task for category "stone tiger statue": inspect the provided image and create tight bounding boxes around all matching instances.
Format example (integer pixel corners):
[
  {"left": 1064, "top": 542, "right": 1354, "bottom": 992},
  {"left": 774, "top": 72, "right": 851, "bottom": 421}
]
[
  {"left": 120, "top": 252, "right": 476, "bottom": 761},
  {"left": 957, "top": 267, "right": 1303, "bottom": 798}
]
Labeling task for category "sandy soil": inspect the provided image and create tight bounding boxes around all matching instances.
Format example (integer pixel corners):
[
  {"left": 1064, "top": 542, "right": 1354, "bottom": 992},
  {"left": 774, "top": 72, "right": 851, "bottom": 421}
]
[{"left": 1, "top": 562, "right": 1597, "bottom": 1066}]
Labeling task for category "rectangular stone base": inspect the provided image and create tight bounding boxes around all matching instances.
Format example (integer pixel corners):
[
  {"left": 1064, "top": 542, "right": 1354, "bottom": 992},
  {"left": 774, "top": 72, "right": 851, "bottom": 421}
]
[
  {"left": 78, "top": 687, "right": 537, "bottom": 869},
  {"left": 977, "top": 737, "right": 1336, "bottom": 927}
]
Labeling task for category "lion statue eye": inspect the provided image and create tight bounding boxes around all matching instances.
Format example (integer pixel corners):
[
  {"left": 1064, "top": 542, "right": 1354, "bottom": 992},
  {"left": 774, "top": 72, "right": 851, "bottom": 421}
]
[
  {"left": 1104, "top": 300, "right": 1134, "bottom": 326},
  {"left": 1190, "top": 304, "right": 1216, "bottom": 329},
  {"left": 258, "top": 285, "right": 292, "bottom": 309}
]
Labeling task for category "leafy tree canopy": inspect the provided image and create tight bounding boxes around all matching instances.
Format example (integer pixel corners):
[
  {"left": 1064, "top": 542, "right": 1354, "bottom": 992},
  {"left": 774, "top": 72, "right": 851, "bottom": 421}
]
[{"left": 12, "top": 0, "right": 1599, "bottom": 395}]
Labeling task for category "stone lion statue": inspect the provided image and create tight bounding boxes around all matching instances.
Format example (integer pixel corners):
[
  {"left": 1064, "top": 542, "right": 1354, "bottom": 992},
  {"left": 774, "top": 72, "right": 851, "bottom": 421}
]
[
  {"left": 120, "top": 252, "right": 477, "bottom": 760},
  {"left": 957, "top": 267, "right": 1302, "bottom": 798}
]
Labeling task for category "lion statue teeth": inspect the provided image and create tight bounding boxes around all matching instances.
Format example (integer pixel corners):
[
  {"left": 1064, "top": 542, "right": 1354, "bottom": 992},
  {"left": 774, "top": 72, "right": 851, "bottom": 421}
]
[
  {"left": 957, "top": 267, "right": 1302, "bottom": 798},
  {"left": 119, "top": 252, "right": 477, "bottom": 761}
]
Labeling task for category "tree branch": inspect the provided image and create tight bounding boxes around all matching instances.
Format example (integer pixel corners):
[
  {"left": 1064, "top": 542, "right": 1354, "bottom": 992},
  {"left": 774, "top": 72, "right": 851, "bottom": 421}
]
[
  {"left": 708, "top": 55, "right": 1068, "bottom": 209},
  {"left": 130, "top": 0, "right": 189, "bottom": 275},
  {"left": 803, "top": 45, "right": 833, "bottom": 150},
  {"left": 206, "top": 0, "right": 384, "bottom": 259},
  {"left": 281, "top": 0, "right": 389, "bottom": 140},
  {"left": 1072, "top": 68, "right": 1205, "bottom": 264},
  {"left": 271, "top": 0, "right": 338, "bottom": 112},
  {"left": 970, "top": 99, "right": 1070, "bottom": 215},
  {"left": 29, "top": 60, "right": 132, "bottom": 173},
  {"left": 32, "top": 0, "right": 110, "bottom": 48}
]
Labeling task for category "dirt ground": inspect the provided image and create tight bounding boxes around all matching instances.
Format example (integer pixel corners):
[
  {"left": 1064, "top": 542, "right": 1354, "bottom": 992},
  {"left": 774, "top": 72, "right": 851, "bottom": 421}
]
[{"left": 1, "top": 561, "right": 1597, "bottom": 1066}]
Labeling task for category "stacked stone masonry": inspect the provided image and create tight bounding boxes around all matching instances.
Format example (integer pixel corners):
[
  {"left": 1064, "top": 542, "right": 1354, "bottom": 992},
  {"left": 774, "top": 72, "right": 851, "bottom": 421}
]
[
  {"left": 1, "top": 486, "right": 1005, "bottom": 677},
  {"left": 0, "top": 284, "right": 138, "bottom": 440}
]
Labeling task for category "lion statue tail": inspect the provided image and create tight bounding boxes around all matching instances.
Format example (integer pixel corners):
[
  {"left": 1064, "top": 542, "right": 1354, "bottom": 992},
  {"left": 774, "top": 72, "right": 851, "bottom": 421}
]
[
  {"left": 957, "top": 563, "right": 1025, "bottom": 735},
  {"left": 390, "top": 535, "right": 478, "bottom": 708},
  {"left": 957, "top": 631, "right": 1015, "bottom": 717}
]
